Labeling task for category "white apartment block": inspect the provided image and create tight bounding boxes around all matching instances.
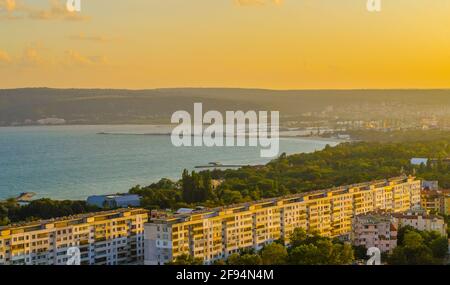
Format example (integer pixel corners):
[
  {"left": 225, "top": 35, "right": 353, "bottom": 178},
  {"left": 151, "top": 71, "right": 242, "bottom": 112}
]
[
  {"left": 352, "top": 214, "right": 397, "bottom": 253},
  {"left": 392, "top": 212, "right": 447, "bottom": 237}
]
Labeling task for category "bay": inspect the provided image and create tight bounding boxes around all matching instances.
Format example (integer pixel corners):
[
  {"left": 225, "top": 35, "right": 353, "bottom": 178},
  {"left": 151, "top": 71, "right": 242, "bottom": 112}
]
[{"left": 0, "top": 125, "right": 339, "bottom": 200}]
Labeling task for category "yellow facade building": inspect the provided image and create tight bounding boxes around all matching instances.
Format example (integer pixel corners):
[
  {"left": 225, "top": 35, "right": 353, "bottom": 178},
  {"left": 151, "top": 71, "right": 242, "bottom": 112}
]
[
  {"left": 0, "top": 208, "right": 148, "bottom": 265},
  {"left": 144, "top": 176, "right": 421, "bottom": 264},
  {"left": 421, "top": 189, "right": 450, "bottom": 215}
]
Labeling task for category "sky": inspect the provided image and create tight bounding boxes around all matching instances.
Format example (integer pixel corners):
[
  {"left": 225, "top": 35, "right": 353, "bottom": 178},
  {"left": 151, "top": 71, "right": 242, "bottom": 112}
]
[{"left": 0, "top": 0, "right": 449, "bottom": 89}]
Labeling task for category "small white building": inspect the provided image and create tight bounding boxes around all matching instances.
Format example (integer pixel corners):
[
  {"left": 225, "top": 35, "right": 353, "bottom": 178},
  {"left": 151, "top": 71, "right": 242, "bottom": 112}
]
[
  {"left": 175, "top": 208, "right": 195, "bottom": 214},
  {"left": 392, "top": 212, "right": 447, "bottom": 237},
  {"left": 411, "top": 158, "right": 428, "bottom": 166},
  {"left": 87, "top": 194, "right": 141, "bottom": 208}
]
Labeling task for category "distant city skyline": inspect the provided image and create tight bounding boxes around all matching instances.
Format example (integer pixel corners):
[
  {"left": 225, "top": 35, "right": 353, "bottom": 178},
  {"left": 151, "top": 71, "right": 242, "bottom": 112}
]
[{"left": 0, "top": 0, "right": 449, "bottom": 89}]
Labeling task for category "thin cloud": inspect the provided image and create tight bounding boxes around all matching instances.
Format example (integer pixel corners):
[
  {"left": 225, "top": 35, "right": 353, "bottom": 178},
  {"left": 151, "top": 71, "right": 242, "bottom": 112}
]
[
  {"left": 0, "top": 49, "right": 12, "bottom": 63},
  {"left": 69, "top": 33, "right": 118, "bottom": 43},
  {"left": 64, "top": 50, "right": 109, "bottom": 66},
  {"left": 0, "top": 45, "right": 109, "bottom": 69},
  {"left": 0, "top": 45, "right": 46, "bottom": 67},
  {"left": 235, "top": 0, "right": 283, "bottom": 6},
  {"left": 0, "top": 0, "right": 88, "bottom": 21},
  {"left": 28, "top": 0, "right": 88, "bottom": 21},
  {"left": 0, "top": 0, "right": 19, "bottom": 19},
  {"left": 20, "top": 46, "right": 46, "bottom": 67},
  {"left": 0, "top": 0, "right": 16, "bottom": 11}
]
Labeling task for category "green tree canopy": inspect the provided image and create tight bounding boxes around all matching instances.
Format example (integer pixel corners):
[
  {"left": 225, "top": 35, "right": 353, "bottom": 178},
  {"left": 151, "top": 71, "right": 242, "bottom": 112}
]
[{"left": 260, "top": 243, "right": 288, "bottom": 265}]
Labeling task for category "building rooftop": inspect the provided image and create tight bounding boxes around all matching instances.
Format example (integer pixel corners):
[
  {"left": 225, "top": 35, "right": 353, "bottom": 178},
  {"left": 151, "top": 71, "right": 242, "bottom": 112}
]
[
  {"left": 354, "top": 212, "right": 393, "bottom": 224},
  {"left": 411, "top": 158, "right": 428, "bottom": 165},
  {"left": 88, "top": 193, "right": 140, "bottom": 199},
  {"left": 422, "top": 189, "right": 450, "bottom": 196},
  {"left": 391, "top": 212, "right": 443, "bottom": 220},
  {"left": 150, "top": 176, "right": 416, "bottom": 224},
  {"left": 0, "top": 208, "right": 149, "bottom": 233}
]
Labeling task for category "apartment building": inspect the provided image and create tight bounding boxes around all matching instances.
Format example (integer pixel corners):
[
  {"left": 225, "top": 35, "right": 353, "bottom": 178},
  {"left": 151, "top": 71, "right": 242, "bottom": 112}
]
[
  {"left": 144, "top": 176, "right": 421, "bottom": 265},
  {"left": 0, "top": 208, "right": 148, "bottom": 265},
  {"left": 421, "top": 189, "right": 450, "bottom": 215},
  {"left": 391, "top": 211, "right": 447, "bottom": 237},
  {"left": 352, "top": 214, "right": 397, "bottom": 253}
]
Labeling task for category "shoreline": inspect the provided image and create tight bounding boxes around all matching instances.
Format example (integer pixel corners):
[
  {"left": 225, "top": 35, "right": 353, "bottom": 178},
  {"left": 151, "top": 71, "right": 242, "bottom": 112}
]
[
  {"left": 97, "top": 131, "right": 347, "bottom": 140},
  {"left": 1, "top": 124, "right": 349, "bottom": 142},
  {"left": 0, "top": 125, "right": 345, "bottom": 202}
]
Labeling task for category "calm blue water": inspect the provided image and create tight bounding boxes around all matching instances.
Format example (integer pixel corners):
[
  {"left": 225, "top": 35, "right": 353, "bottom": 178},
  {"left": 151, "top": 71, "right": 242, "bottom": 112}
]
[{"left": 0, "top": 125, "right": 339, "bottom": 200}]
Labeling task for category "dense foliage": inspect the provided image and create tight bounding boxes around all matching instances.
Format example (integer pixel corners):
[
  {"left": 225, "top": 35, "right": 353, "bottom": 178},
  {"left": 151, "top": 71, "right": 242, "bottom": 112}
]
[
  {"left": 131, "top": 138, "right": 450, "bottom": 210},
  {"left": 347, "top": 130, "right": 450, "bottom": 143},
  {"left": 387, "top": 226, "right": 449, "bottom": 265},
  {"left": 0, "top": 198, "right": 101, "bottom": 226},
  {"left": 445, "top": 215, "right": 450, "bottom": 237},
  {"left": 166, "top": 253, "right": 204, "bottom": 265}
]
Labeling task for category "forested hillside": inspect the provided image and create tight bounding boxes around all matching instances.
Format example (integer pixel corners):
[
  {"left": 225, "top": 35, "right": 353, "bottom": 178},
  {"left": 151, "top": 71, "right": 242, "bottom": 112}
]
[{"left": 2, "top": 88, "right": 450, "bottom": 125}]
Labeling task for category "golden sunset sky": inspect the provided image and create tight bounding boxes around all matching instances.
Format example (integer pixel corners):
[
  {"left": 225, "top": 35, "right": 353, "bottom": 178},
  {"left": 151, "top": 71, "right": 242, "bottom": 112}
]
[{"left": 0, "top": 0, "right": 449, "bottom": 89}]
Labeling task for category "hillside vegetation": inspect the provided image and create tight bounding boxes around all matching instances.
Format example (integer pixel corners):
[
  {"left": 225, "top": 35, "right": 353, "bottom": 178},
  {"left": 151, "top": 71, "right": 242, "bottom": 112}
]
[{"left": 2, "top": 88, "right": 450, "bottom": 125}]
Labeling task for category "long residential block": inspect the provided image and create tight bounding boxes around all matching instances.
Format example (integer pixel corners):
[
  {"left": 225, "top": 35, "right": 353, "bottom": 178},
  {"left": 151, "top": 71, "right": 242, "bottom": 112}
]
[
  {"left": 0, "top": 208, "right": 148, "bottom": 265},
  {"left": 144, "top": 176, "right": 421, "bottom": 264}
]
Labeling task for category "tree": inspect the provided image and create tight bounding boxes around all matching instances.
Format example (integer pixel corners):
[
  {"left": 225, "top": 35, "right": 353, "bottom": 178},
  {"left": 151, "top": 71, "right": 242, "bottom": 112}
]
[
  {"left": 289, "top": 228, "right": 308, "bottom": 248},
  {"left": 397, "top": 225, "right": 417, "bottom": 246},
  {"left": 180, "top": 170, "right": 214, "bottom": 204},
  {"left": 289, "top": 244, "right": 323, "bottom": 265},
  {"left": 227, "top": 253, "right": 262, "bottom": 265},
  {"left": 387, "top": 247, "right": 408, "bottom": 265},
  {"left": 182, "top": 169, "right": 195, "bottom": 203},
  {"left": 212, "top": 259, "right": 226, "bottom": 265},
  {"left": 403, "top": 231, "right": 424, "bottom": 249},
  {"left": 168, "top": 254, "right": 203, "bottom": 265},
  {"left": 2, "top": 199, "right": 100, "bottom": 224},
  {"left": 388, "top": 239, "right": 435, "bottom": 265},
  {"left": 353, "top": 245, "right": 368, "bottom": 260},
  {"left": 286, "top": 227, "right": 355, "bottom": 265},
  {"left": 388, "top": 226, "right": 448, "bottom": 265},
  {"left": 405, "top": 245, "right": 435, "bottom": 265},
  {"left": 429, "top": 236, "right": 448, "bottom": 259},
  {"left": 328, "top": 242, "right": 354, "bottom": 264},
  {"left": 260, "top": 243, "right": 288, "bottom": 265},
  {"left": 221, "top": 190, "right": 244, "bottom": 204},
  {"left": 0, "top": 204, "right": 10, "bottom": 226}
]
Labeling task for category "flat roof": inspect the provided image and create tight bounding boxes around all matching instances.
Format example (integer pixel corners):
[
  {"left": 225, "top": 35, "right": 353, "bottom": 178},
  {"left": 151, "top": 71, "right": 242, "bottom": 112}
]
[
  {"left": 0, "top": 208, "right": 149, "bottom": 232},
  {"left": 151, "top": 176, "right": 416, "bottom": 224}
]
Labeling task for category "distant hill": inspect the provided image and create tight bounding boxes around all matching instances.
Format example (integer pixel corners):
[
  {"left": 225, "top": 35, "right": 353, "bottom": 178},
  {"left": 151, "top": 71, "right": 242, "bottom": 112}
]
[{"left": 1, "top": 88, "right": 450, "bottom": 126}]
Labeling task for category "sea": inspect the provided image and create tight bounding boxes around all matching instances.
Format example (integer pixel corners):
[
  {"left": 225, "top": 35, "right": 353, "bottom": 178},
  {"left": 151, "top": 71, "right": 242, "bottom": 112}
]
[{"left": 0, "top": 125, "right": 340, "bottom": 200}]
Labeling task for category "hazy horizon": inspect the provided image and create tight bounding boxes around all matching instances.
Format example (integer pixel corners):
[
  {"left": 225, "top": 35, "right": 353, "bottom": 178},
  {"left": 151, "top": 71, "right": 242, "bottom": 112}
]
[
  {"left": 1, "top": 0, "right": 450, "bottom": 89},
  {"left": 2, "top": 87, "right": 450, "bottom": 91}
]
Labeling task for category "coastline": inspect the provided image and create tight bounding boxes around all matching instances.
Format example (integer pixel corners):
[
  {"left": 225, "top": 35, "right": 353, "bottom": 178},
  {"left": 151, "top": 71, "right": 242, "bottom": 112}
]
[
  {"left": 1, "top": 124, "right": 350, "bottom": 142},
  {"left": 0, "top": 125, "right": 344, "bottom": 202}
]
